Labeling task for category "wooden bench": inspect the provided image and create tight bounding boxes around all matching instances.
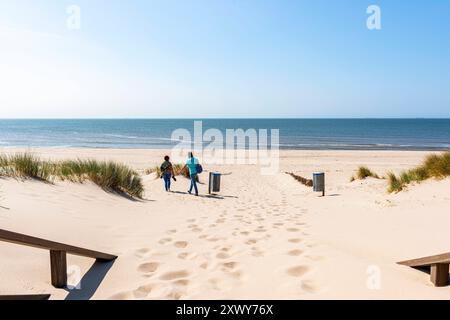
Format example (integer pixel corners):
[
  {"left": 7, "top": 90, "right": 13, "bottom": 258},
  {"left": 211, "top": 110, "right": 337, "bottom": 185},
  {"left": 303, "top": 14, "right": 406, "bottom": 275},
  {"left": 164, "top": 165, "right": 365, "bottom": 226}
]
[
  {"left": 0, "top": 229, "right": 117, "bottom": 288},
  {"left": 398, "top": 252, "right": 450, "bottom": 287},
  {"left": 0, "top": 295, "right": 51, "bottom": 300}
]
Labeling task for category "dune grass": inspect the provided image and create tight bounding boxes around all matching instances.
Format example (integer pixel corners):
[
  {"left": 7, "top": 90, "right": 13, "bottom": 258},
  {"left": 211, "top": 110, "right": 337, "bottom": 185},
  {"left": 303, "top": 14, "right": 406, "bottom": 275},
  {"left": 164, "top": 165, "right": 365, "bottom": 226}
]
[
  {"left": 145, "top": 163, "right": 185, "bottom": 178},
  {"left": 0, "top": 153, "right": 53, "bottom": 181},
  {"left": 0, "top": 153, "right": 143, "bottom": 198},
  {"left": 388, "top": 151, "right": 450, "bottom": 193},
  {"left": 350, "top": 166, "right": 380, "bottom": 182}
]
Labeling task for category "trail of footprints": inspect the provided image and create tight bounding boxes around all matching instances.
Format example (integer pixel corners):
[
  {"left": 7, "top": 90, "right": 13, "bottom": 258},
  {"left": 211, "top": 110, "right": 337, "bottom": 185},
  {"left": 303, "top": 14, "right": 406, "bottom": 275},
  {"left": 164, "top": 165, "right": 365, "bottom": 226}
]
[{"left": 113, "top": 186, "right": 319, "bottom": 299}]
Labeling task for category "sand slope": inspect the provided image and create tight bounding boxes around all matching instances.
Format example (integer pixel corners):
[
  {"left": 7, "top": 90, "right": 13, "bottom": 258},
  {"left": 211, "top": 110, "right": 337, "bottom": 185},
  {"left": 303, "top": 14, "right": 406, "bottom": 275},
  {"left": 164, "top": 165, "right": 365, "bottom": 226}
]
[{"left": 0, "top": 149, "right": 449, "bottom": 299}]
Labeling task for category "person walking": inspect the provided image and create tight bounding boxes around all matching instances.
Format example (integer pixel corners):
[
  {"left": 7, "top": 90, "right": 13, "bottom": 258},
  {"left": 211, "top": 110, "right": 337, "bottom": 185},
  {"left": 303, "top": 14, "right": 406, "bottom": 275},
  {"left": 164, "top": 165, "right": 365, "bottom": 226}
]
[
  {"left": 182, "top": 152, "right": 201, "bottom": 196},
  {"left": 160, "top": 155, "right": 176, "bottom": 192}
]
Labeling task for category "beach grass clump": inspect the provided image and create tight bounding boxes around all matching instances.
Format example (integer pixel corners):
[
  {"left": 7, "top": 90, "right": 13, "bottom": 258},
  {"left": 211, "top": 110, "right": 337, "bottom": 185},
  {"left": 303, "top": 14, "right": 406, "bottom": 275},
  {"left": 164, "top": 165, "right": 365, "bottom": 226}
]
[
  {"left": 0, "top": 153, "right": 53, "bottom": 181},
  {"left": 388, "top": 151, "right": 450, "bottom": 193},
  {"left": 351, "top": 166, "right": 380, "bottom": 181},
  {"left": 0, "top": 153, "right": 144, "bottom": 198},
  {"left": 56, "top": 159, "right": 144, "bottom": 198},
  {"left": 387, "top": 172, "right": 404, "bottom": 193}
]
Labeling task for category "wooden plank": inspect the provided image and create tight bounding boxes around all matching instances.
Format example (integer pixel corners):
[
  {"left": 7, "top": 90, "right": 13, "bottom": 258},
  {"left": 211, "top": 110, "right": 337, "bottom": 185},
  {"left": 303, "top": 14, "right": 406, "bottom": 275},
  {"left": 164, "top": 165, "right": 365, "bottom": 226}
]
[
  {"left": 431, "top": 264, "right": 449, "bottom": 287},
  {"left": 50, "top": 250, "right": 67, "bottom": 288},
  {"left": 397, "top": 252, "right": 450, "bottom": 267},
  {"left": 0, "top": 295, "right": 51, "bottom": 300},
  {"left": 0, "top": 229, "right": 117, "bottom": 261}
]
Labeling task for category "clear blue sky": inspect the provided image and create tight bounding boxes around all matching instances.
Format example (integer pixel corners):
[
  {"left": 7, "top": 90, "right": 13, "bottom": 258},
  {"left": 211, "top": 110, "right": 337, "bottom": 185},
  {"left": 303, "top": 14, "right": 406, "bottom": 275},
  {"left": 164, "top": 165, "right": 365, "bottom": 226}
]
[{"left": 0, "top": 0, "right": 449, "bottom": 118}]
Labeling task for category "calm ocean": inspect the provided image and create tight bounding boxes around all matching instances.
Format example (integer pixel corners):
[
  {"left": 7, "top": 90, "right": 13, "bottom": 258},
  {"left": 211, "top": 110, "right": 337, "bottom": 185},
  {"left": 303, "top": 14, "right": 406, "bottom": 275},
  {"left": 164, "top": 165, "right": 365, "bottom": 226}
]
[{"left": 0, "top": 119, "right": 450, "bottom": 150}]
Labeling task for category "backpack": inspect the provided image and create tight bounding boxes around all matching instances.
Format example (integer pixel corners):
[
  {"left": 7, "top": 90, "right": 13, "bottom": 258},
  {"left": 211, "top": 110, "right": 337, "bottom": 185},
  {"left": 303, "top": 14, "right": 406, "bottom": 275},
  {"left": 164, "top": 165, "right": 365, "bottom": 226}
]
[{"left": 191, "top": 158, "right": 203, "bottom": 174}]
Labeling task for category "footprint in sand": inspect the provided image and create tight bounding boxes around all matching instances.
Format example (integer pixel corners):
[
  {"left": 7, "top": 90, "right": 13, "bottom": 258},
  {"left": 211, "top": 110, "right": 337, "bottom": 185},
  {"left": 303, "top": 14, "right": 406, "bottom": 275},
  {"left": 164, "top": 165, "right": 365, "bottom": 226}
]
[
  {"left": 166, "top": 229, "right": 177, "bottom": 234},
  {"left": 159, "top": 238, "right": 172, "bottom": 245},
  {"left": 287, "top": 266, "right": 309, "bottom": 278},
  {"left": 166, "top": 291, "right": 184, "bottom": 300},
  {"left": 174, "top": 241, "right": 188, "bottom": 249},
  {"left": 301, "top": 280, "right": 319, "bottom": 294},
  {"left": 133, "top": 284, "right": 156, "bottom": 299},
  {"left": 135, "top": 248, "right": 151, "bottom": 258},
  {"left": 209, "top": 278, "right": 233, "bottom": 291},
  {"left": 222, "top": 262, "right": 239, "bottom": 272},
  {"left": 160, "top": 270, "right": 190, "bottom": 281},
  {"left": 216, "top": 252, "right": 231, "bottom": 259},
  {"left": 173, "top": 279, "right": 190, "bottom": 287},
  {"left": 177, "top": 252, "right": 197, "bottom": 260},
  {"left": 254, "top": 228, "right": 267, "bottom": 233},
  {"left": 109, "top": 291, "right": 135, "bottom": 300},
  {"left": 138, "top": 262, "right": 160, "bottom": 273},
  {"left": 251, "top": 248, "right": 264, "bottom": 258},
  {"left": 288, "top": 249, "right": 303, "bottom": 257},
  {"left": 287, "top": 228, "right": 300, "bottom": 233},
  {"left": 288, "top": 238, "right": 302, "bottom": 244},
  {"left": 274, "top": 223, "right": 284, "bottom": 227}
]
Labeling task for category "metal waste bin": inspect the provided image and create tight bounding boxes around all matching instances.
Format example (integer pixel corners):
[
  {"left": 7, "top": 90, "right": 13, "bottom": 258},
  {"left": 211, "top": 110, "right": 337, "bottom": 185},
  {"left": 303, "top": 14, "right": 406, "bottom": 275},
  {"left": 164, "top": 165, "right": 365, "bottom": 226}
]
[
  {"left": 209, "top": 172, "right": 221, "bottom": 194},
  {"left": 313, "top": 172, "right": 325, "bottom": 196}
]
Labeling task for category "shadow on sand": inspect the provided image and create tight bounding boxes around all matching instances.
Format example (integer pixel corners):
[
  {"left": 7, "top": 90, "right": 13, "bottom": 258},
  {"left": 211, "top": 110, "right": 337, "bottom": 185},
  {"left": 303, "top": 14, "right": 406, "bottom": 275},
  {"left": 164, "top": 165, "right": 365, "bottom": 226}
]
[
  {"left": 171, "top": 191, "right": 238, "bottom": 200},
  {"left": 64, "top": 260, "right": 115, "bottom": 300}
]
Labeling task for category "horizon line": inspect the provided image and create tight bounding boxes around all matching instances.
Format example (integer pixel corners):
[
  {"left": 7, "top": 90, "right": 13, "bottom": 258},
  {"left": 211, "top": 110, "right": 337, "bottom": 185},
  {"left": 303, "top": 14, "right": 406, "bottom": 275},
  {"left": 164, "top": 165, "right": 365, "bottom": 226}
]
[{"left": 1, "top": 117, "right": 450, "bottom": 120}]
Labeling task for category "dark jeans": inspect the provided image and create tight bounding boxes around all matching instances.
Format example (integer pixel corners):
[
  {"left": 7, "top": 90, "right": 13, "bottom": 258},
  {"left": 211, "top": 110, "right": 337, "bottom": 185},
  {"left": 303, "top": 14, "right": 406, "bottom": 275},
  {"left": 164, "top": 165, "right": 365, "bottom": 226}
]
[
  {"left": 163, "top": 173, "right": 172, "bottom": 191},
  {"left": 189, "top": 174, "right": 198, "bottom": 195}
]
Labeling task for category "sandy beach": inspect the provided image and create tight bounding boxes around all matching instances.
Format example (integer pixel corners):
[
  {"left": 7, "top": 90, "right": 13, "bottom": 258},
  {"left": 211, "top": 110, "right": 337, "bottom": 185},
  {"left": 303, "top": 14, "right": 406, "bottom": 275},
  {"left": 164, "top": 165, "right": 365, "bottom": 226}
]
[{"left": 1, "top": 148, "right": 450, "bottom": 300}]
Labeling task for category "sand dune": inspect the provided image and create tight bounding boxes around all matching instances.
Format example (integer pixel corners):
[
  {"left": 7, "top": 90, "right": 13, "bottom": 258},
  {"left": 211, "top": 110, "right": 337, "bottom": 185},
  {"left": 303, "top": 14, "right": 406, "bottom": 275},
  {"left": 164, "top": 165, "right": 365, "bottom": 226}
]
[{"left": 0, "top": 148, "right": 449, "bottom": 299}]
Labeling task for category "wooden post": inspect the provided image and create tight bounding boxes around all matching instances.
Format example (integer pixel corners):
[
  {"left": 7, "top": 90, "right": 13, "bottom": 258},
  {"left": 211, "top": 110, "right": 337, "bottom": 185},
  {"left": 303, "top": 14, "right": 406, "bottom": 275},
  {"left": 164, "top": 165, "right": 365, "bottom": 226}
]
[
  {"left": 430, "top": 263, "right": 449, "bottom": 287},
  {"left": 50, "top": 250, "right": 67, "bottom": 288}
]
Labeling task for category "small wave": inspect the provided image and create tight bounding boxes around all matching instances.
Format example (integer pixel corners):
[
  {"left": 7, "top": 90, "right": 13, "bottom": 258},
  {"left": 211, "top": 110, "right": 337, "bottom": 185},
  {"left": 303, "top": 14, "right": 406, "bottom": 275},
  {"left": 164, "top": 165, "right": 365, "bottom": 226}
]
[{"left": 104, "top": 134, "right": 140, "bottom": 139}]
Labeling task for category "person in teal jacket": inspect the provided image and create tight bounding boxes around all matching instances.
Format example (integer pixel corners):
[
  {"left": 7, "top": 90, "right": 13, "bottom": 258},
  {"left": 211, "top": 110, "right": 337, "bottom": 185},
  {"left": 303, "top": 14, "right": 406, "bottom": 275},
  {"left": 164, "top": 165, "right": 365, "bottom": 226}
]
[{"left": 182, "top": 152, "right": 200, "bottom": 196}]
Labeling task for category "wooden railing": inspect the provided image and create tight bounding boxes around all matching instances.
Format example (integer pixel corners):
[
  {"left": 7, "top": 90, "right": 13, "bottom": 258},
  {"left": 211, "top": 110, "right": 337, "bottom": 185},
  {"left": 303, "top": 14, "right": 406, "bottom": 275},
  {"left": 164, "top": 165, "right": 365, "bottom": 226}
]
[
  {"left": 0, "top": 295, "right": 51, "bottom": 300},
  {"left": 0, "top": 229, "right": 117, "bottom": 288},
  {"left": 398, "top": 252, "right": 450, "bottom": 287}
]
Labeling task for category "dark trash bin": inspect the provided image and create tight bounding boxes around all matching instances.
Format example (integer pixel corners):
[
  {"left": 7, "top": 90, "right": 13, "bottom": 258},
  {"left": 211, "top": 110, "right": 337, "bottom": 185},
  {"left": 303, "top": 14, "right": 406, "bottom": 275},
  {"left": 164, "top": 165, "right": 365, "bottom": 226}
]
[
  {"left": 313, "top": 172, "right": 325, "bottom": 196},
  {"left": 209, "top": 172, "right": 221, "bottom": 194}
]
